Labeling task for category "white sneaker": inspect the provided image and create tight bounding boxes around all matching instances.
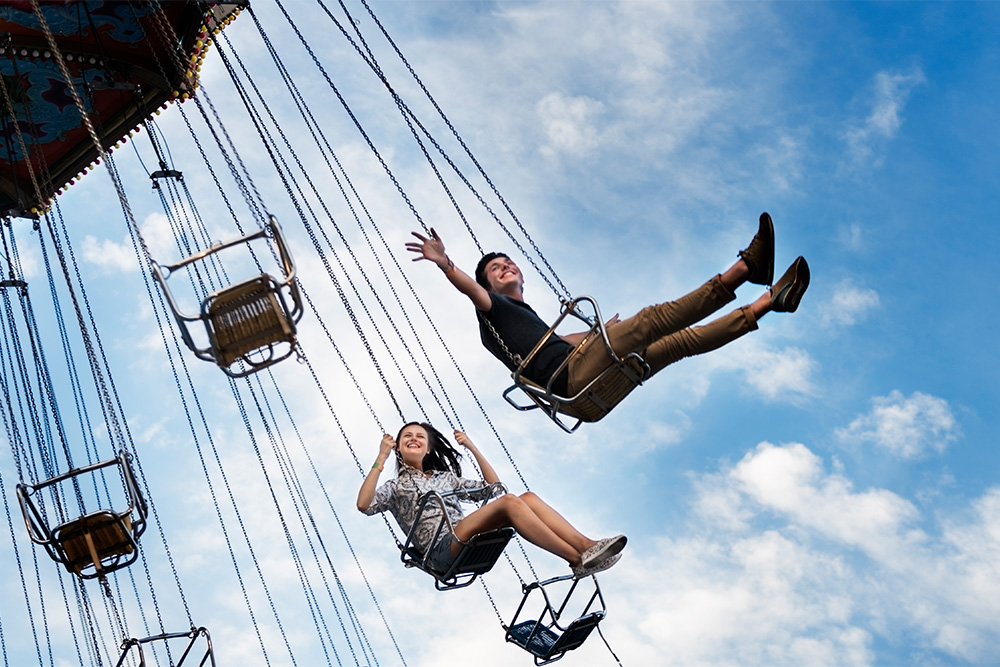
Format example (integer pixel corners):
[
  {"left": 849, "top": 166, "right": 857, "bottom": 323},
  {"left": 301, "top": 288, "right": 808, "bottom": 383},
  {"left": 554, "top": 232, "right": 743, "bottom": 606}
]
[
  {"left": 572, "top": 552, "right": 622, "bottom": 579},
  {"left": 580, "top": 535, "right": 627, "bottom": 569}
]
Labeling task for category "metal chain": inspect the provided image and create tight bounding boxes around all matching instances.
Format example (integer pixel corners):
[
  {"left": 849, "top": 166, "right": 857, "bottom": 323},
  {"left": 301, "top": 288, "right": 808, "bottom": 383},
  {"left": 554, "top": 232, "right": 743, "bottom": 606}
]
[
  {"left": 120, "top": 200, "right": 279, "bottom": 665},
  {"left": 0, "top": 34, "right": 50, "bottom": 216},
  {"left": 597, "top": 623, "right": 625, "bottom": 666},
  {"left": 215, "top": 33, "right": 426, "bottom": 423},
  {"left": 228, "top": 382, "right": 326, "bottom": 667},
  {"left": 264, "top": 370, "right": 408, "bottom": 665},
  {"left": 292, "top": 0, "right": 536, "bottom": 499},
  {"left": 270, "top": 0, "right": 429, "bottom": 233},
  {"left": 245, "top": 5, "right": 460, "bottom": 427},
  {"left": 358, "top": 0, "right": 573, "bottom": 300},
  {"left": 0, "top": 449, "right": 48, "bottom": 665},
  {"left": 315, "top": 0, "right": 485, "bottom": 258},
  {"left": 28, "top": 0, "right": 151, "bottom": 263},
  {"left": 246, "top": 376, "right": 366, "bottom": 666},
  {"left": 97, "top": 164, "right": 195, "bottom": 623},
  {"left": 479, "top": 311, "right": 523, "bottom": 367},
  {"left": 224, "top": 23, "right": 450, "bottom": 426}
]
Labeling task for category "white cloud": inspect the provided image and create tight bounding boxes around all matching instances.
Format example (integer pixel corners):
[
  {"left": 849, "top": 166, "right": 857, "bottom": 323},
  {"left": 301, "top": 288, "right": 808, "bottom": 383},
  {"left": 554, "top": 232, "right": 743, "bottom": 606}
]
[
  {"left": 705, "top": 337, "right": 818, "bottom": 401},
  {"left": 836, "top": 390, "right": 960, "bottom": 459},
  {"left": 615, "top": 411, "right": 693, "bottom": 456},
  {"left": 752, "top": 132, "right": 804, "bottom": 193},
  {"left": 79, "top": 212, "right": 177, "bottom": 273},
  {"left": 536, "top": 92, "right": 604, "bottom": 159},
  {"left": 80, "top": 234, "right": 139, "bottom": 273},
  {"left": 939, "top": 488, "right": 1000, "bottom": 610},
  {"left": 866, "top": 69, "right": 925, "bottom": 136},
  {"left": 732, "top": 442, "right": 923, "bottom": 561},
  {"left": 608, "top": 442, "right": 1000, "bottom": 665},
  {"left": 842, "top": 68, "right": 926, "bottom": 171},
  {"left": 692, "top": 471, "right": 753, "bottom": 531},
  {"left": 7, "top": 3, "right": 990, "bottom": 666},
  {"left": 4, "top": 235, "right": 41, "bottom": 279},
  {"left": 822, "top": 279, "right": 880, "bottom": 327},
  {"left": 445, "top": 0, "right": 745, "bottom": 197},
  {"left": 742, "top": 344, "right": 817, "bottom": 400},
  {"left": 137, "top": 211, "right": 181, "bottom": 261},
  {"left": 616, "top": 530, "right": 873, "bottom": 665},
  {"left": 838, "top": 221, "right": 866, "bottom": 252}
]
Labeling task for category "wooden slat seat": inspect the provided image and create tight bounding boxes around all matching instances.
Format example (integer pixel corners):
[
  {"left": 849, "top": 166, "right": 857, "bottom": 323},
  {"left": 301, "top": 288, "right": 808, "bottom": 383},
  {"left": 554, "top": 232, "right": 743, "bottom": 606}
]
[
  {"left": 16, "top": 451, "right": 147, "bottom": 580},
  {"left": 53, "top": 511, "right": 137, "bottom": 578},
  {"left": 518, "top": 352, "right": 648, "bottom": 425},
  {"left": 206, "top": 274, "right": 296, "bottom": 367},
  {"left": 151, "top": 216, "right": 304, "bottom": 378}
]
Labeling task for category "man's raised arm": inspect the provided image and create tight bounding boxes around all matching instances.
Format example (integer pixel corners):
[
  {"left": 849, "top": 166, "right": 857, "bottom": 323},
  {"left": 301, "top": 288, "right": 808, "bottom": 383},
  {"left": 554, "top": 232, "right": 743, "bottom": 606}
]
[{"left": 406, "top": 228, "right": 492, "bottom": 312}]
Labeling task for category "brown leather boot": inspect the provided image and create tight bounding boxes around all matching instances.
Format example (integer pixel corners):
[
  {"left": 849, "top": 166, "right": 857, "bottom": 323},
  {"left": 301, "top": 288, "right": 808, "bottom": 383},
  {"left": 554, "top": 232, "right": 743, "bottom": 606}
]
[
  {"left": 739, "top": 212, "right": 775, "bottom": 286},
  {"left": 771, "top": 256, "right": 810, "bottom": 312}
]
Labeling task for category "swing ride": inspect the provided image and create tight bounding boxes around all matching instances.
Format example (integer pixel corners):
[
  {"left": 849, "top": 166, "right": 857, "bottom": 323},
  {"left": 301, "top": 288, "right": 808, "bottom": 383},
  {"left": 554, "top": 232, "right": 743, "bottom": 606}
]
[
  {"left": 152, "top": 214, "right": 303, "bottom": 377},
  {"left": 398, "top": 482, "right": 514, "bottom": 591},
  {"left": 505, "top": 574, "right": 608, "bottom": 666},
  {"left": 499, "top": 295, "right": 651, "bottom": 433},
  {"left": 16, "top": 450, "right": 148, "bottom": 580},
  {"left": 0, "top": 1, "right": 624, "bottom": 665}
]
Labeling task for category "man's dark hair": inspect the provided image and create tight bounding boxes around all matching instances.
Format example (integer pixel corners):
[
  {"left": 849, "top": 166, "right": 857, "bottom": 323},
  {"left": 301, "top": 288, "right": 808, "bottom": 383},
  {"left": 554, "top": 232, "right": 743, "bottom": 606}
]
[{"left": 474, "top": 252, "right": 510, "bottom": 291}]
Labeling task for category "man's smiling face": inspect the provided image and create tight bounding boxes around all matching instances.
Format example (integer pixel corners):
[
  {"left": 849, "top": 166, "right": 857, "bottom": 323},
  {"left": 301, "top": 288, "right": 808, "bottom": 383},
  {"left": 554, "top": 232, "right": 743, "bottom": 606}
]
[{"left": 484, "top": 255, "right": 523, "bottom": 294}]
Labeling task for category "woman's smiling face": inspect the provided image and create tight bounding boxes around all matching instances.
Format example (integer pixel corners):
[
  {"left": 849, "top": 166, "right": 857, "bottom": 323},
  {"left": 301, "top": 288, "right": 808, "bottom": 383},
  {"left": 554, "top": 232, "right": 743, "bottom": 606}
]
[{"left": 397, "top": 424, "right": 429, "bottom": 469}]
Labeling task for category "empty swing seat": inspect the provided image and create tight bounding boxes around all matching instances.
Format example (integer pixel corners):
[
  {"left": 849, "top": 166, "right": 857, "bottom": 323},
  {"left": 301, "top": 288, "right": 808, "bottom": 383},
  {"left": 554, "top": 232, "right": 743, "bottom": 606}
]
[
  {"left": 505, "top": 572, "right": 608, "bottom": 665},
  {"left": 53, "top": 511, "right": 137, "bottom": 578},
  {"left": 152, "top": 215, "right": 304, "bottom": 378},
  {"left": 507, "top": 612, "right": 604, "bottom": 665},
  {"left": 206, "top": 274, "right": 296, "bottom": 367},
  {"left": 17, "top": 451, "right": 148, "bottom": 580},
  {"left": 502, "top": 295, "right": 651, "bottom": 433}
]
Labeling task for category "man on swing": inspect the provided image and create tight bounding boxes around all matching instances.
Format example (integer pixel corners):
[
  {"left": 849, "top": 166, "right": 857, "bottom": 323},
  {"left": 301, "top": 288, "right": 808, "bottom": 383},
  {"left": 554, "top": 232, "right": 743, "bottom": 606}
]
[{"left": 406, "top": 213, "right": 809, "bottom": 419}]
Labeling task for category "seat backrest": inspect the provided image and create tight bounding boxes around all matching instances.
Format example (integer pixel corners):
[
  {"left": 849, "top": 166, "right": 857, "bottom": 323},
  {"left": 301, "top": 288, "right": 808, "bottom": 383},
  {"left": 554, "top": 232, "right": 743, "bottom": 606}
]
[
  {"left": 506, "top": 611, "right": 604, "bottom": 664},
  {"left": 503, "top": 295, "right": 651, "bottom": 430},
  {"left": 115, "top": 627, "right": 214, "bottom": 667},
  {"left": 403, "top": 526, "right": 514, "bottom": 590},
  {"left": 546, "top": 611, "right": 604, "bottom": 655},
  {"left": 444, "top": 526, "right": 515, "bottom": 577}
]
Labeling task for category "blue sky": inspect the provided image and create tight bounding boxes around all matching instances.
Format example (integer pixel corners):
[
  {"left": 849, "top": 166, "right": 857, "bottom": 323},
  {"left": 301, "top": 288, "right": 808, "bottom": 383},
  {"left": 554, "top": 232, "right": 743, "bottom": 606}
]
[{"left": 1, "top": 1, "right": 998, "bottom": 665}]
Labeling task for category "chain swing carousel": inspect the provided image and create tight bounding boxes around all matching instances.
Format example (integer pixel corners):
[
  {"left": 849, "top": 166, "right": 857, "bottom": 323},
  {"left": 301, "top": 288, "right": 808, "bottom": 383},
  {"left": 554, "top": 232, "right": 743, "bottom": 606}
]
[{"left": 1, "top": 2, "right": 627, "bottom": 664}]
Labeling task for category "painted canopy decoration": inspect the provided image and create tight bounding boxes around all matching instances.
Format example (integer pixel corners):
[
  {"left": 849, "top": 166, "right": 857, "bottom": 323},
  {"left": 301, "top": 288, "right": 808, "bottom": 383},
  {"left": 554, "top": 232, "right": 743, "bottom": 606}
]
[{"left": 0, "top": 1, "right": 244, "bottom": 217}]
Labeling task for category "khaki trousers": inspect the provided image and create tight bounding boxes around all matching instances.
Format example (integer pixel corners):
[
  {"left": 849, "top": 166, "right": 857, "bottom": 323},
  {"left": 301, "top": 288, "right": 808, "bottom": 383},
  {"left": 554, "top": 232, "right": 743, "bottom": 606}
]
[{"left": 567, "top": 275, "right": 758, "bottom": 395}]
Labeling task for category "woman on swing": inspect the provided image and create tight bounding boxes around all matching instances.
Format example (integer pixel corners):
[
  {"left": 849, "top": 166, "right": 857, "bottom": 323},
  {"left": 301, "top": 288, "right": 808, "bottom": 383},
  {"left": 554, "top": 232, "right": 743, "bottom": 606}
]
[{"left": 357, "top": 422, "right": 626, "bottom": 579}]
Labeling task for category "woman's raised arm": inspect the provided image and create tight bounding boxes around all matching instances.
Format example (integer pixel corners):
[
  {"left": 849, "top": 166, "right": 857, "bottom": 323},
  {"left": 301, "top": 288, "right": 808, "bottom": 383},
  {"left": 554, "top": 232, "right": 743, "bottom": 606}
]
[
  {"left": 453, "top": 430, "right": 500, "bottom": 486},
  {"left": 356, "top": 434, "right": 396, "bottom": 512}
]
